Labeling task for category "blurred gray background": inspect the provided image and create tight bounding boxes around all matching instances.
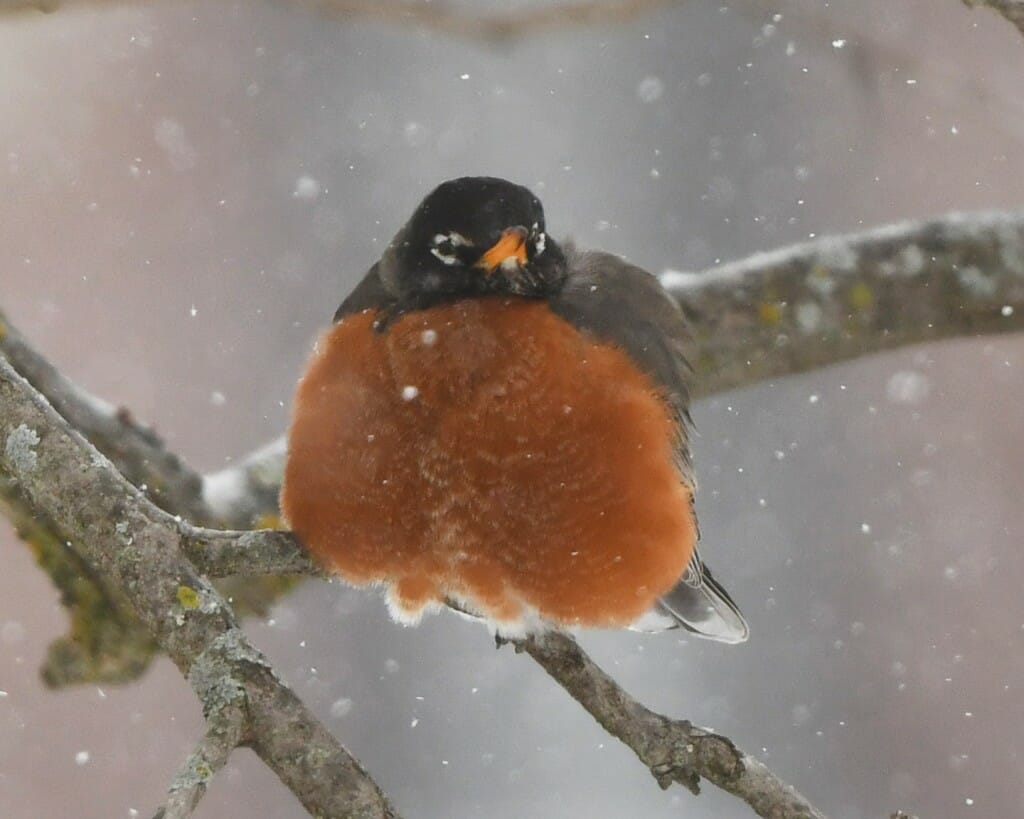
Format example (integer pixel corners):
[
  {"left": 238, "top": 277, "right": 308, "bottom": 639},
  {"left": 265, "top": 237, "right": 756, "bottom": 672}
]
[{"left": 2, "top": 1, "right": 1024, "bottom": 817}]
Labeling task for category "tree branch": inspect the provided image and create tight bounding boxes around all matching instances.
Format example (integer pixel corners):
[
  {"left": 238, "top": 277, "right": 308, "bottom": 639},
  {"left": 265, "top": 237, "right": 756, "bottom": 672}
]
[
  {"left": 963, "top": 0, "right": 1024, "bottom": 37},
  {"left": 182, "top": 525, "right": 319, "bottom": 577},
  {"left": 0, "top": 308, "right": 213, "bottom": 525},
  {"left": 0, "top": 358, "right": 399, "bottom": 819},
  {"left": 667, "top": 210, "right": 1024, "bottom": 398},
  {"left": 522, "top": 632, "right": 827, "bottom": 819},
  {"left": 153, "top": 702, "right": 246, "bottom": 819}
]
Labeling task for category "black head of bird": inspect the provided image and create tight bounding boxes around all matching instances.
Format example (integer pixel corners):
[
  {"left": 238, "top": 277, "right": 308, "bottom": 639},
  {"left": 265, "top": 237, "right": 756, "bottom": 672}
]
[{"left": 377, "top": 176, "right": 569, "bottom": 300}]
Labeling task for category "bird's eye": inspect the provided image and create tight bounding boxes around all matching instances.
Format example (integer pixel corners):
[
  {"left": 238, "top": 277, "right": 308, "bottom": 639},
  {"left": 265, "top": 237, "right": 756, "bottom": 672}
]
[
  {"left": 530, "top": 223, "right": 546, "bottom": 256},
  {"left": 430, "top": 231, "right": 471, "bottom": 266}
]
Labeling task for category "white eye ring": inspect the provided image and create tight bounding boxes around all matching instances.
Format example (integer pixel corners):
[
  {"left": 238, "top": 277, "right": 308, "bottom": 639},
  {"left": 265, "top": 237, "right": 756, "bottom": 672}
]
[
  {"left": 430, "top": 246, "right": 459, "bottom": 265},
  {"left": 430, "top": 231, "right": 472, "bottom": 266},
  {"left": 531, "top": 223, "right": 546, "bottom": 256}
]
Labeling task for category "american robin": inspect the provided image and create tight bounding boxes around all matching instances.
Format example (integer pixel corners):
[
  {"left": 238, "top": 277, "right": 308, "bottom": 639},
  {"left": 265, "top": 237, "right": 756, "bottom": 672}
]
[{"left": 281, "top": 176, "right": 748, "bottom": 643}]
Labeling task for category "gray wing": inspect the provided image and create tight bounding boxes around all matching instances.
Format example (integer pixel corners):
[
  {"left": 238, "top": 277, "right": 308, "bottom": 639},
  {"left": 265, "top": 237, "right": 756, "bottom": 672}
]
[
  {"left": 548, "top": 246, "right": 749, "bottom": 644},
  {"left": 333, "top": 262, "right": 393, "bottom": 323}
]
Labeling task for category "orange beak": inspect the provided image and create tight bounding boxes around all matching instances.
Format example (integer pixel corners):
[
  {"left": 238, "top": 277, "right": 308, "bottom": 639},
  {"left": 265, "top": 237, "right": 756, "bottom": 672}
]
[{"left": 474, "top": 226, "right": 529, "bottom": 272}]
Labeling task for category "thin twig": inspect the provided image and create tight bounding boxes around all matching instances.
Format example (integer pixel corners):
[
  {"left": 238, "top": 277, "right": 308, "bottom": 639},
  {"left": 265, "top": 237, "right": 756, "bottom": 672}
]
[
  {"left": 153, "top": 703, "right": 246, "bottom": 819},
  {"left": 521, "top": 632, "right": 828, "bottom": 819}
]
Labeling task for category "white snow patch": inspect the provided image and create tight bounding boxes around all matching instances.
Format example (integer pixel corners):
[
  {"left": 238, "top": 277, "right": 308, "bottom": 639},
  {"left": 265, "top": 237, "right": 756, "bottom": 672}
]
[
  {"left": 202, "top": 467, "right": 247, "bottom": 518},
  {"left": 659, "top": 269, "right": 702, "bottom": 291}
]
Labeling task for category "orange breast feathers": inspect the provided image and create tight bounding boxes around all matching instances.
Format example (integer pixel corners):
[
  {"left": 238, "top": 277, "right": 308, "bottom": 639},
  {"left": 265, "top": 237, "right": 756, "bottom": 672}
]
[{"left": 281, "top": 298, "right": 696, "bottom": 632}]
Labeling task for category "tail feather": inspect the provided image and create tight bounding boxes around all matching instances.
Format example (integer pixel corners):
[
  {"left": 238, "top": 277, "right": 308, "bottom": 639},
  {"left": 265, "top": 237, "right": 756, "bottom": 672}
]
[{"left": 648, "top": 564, "right": 749, "bottom": 644}]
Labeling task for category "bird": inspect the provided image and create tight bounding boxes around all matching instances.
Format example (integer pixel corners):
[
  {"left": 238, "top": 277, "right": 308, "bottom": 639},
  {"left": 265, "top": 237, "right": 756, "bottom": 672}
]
[{"left": 281, "top": 176, "right": 748, "bottom": 643}]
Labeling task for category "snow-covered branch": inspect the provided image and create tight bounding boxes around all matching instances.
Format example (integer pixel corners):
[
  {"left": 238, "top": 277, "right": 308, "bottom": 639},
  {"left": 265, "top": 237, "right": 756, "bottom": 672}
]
[{"left": 670, "top": 210, "right": 1024, "bottom": 398}]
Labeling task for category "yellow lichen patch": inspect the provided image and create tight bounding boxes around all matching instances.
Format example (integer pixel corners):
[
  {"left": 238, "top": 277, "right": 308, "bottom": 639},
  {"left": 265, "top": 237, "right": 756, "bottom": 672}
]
[
  {"left": 255, "top": 512, "right": 285, "bottom": 531},
  {"left": 848, "top": 282, "right": 874, "bottom": 311},
  {"left": 809, "top": 263, "right": 832, "bottom": 281},
  {"left": 758, "top": 300, "right": 783, "bottom": 324},
  {"left": 177, "top": 585, "right": 200, "bottom": 609},
  {"left": 0, "top": 320, "right": 7, "bottom": 341}
]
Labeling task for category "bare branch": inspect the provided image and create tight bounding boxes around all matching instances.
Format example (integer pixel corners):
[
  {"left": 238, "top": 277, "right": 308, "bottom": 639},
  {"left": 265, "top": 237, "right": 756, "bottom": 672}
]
[
  {"left": 0, "top": 309, "right": 212, "bottom": 524},
  {"left": 963, "top": 0, "right": 1024, "bottom": 37},
  {"left": 0, "top": 359, "right": 399, "bottom": 819},
  {"left": 521, "top": 632, "right": 828, "bottom": 819},
  {"left": 183, "top": 525, "right": 320, "bottom": 577},
  {"left": 153, "top": 703, "right": 246, "bottom": 819}
]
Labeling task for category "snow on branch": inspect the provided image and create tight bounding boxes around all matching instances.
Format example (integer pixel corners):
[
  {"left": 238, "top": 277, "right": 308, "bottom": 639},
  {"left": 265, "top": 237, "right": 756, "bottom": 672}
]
[{"left": 668, "top": 210, "right": 1024, "bottom": 398}]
